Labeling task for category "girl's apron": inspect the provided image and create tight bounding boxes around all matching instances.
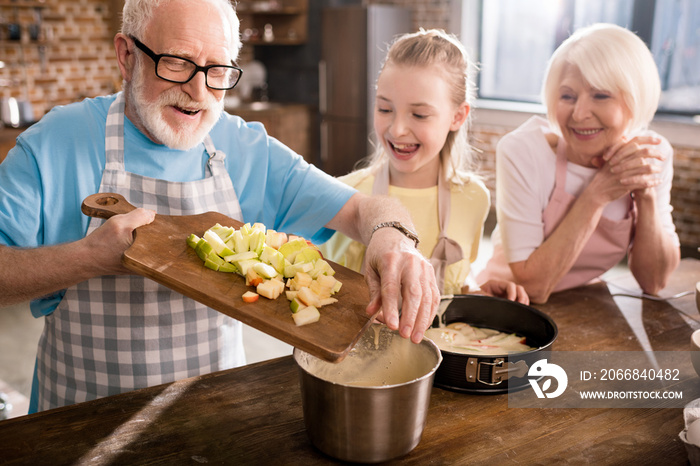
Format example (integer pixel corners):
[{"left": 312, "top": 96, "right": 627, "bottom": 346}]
[
  {"left": 371, "top": 161, "right": 463, "bottom": 294},
  {"left": 480, "top": 138, "right": 634, "bottom": 292},
  {"left": 35, "top": 93, "right": 245, "bottom": 411}
]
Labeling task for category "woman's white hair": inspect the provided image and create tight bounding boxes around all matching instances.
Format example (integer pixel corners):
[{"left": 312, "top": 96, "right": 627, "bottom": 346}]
[
  {"left": 542, "top": 23, "right": 661, "bottom": 134},
  {"left": 120, "top": 0, "right": 241, "bottom": 60}
]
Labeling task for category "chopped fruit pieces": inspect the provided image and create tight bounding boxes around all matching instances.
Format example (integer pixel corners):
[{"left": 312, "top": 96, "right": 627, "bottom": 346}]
[
  {"left": 292, "top": 306, "right": 321, "bottom": 326},
  {"left": 188, "top": 223, "right": 343, "bottom": 326},
  {"left": 242, "top": 291, "right": 259, "bottom": 303}
]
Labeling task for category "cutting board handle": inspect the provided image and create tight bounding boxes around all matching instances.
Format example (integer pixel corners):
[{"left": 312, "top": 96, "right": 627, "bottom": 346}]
[{"left": 81, "top": 193, "right": 137, "bottom": 219}]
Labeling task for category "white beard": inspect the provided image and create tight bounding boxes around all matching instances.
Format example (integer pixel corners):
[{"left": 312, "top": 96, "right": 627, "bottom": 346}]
[{"left": 127, "top": 62, "right": 224, "bottom": 150}]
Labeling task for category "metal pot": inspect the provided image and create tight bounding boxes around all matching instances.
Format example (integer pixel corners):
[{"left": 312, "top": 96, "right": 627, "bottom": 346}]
[
  {"left": 294, "top": 324, "right": 442, "bottom": 463},
  {"left": 431, "top": 294, "right": 558, "bottom": 394}
]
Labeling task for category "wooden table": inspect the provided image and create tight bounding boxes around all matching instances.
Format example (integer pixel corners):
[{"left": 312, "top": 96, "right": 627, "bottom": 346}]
[{"left": 1, "top": 259, "right": 698, "bottom": 465}]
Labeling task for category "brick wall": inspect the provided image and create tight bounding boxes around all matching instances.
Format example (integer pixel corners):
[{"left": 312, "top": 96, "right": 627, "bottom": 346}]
[{"left": 0, "top": 0, "right": 120, "bottom": 121}]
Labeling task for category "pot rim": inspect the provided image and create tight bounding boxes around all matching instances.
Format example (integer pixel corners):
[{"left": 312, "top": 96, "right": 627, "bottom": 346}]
[{"left": 293, "top": 330, "right": 443, "bottom": 389}]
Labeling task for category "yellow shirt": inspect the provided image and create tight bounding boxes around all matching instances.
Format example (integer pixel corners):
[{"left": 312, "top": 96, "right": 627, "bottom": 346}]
[{"left": 320, "top": 168, "right": 490, "bottom": 295}]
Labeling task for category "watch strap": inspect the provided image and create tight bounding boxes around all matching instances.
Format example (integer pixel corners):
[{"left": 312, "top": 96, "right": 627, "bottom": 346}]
[{"left": 371, "top": 221, "right": 420, "bottom": 247}]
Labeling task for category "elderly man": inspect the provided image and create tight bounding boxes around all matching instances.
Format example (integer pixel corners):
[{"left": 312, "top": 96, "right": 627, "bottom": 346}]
[{"left": 0, "top": 0, "right": 438, "bottom": 412}]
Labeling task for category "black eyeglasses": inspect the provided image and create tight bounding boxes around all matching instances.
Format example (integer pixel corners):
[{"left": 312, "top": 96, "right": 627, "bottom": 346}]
[{"left": 130, "top": 36, "right": 243, "bottom": 91}]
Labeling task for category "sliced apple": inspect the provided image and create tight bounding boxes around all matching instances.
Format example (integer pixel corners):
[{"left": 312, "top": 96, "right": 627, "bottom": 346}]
[
  {"left": 186, "top": 233, "right": 201, "bottom": 250},
  {"left": 257, "top": 279, "right": 282, "bottom": 300},
  {"left": 278, "top": 237, "right": 308, "bottom": 262},
  {"left": 224, "top": 251, "right": 258, "bottom": 263},
  {"left": 253, "top": 262, "right": 278, "bottom": 279},
  {"left": 203, "top": 229, "right": 234, "bottom": 257},
  {"left": 292, "top": 305, "right": 320, "bottom": 326},
  {"left": 242, "top": 291, "right": 259, "bottom": 303}
]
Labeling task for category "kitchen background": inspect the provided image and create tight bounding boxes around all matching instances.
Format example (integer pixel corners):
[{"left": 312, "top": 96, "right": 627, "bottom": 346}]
[
  {"left": 0, "top": 0, "right": 698, "bottom": 417},
  {"left": 0, "top": 0, "right": 698, "bottom": 250}
]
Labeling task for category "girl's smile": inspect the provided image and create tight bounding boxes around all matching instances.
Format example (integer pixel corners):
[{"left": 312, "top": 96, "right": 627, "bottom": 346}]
[{"left": 374, "top": 63, "right": 467, "bottom": 188}]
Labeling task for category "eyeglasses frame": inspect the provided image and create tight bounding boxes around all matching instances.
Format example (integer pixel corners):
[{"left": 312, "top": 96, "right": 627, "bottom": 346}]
[{"left": 129, "top": 36, "right": 243, "bottom": 91}]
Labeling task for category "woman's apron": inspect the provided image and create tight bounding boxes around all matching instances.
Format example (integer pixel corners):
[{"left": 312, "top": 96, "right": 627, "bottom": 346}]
[
  {"left": 541, "top": 139, "right": 635, "bottom": 291},
  {"left": 35, "top": 93, "right": 245, "bottom": 411},
  {"left": 371, "top": 161, "right": 463, "bottom": 294},
  {"left": 479, "top": 138, "right": 634, "bottom": 292}
]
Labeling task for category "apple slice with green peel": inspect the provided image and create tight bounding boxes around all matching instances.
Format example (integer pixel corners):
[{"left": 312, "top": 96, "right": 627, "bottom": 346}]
[
  {"left": 292, "top": 305, "right": 320, "bottom": 326},
  {"left": 203, "top": 229, "right": 234, "bottom": 257},
  {"left": 236, "top": 258, "right": 261, "bottom": 276},
  {"left": 195, "top": 238, "right": 214, "bottom": 261},
  {"left": 289, "top": 297, "right": 306, "bottom": 313},
  {"left": 278, "top": 237, "right": 308, "bottom": 262},
  {"left": 231, "top": 230, "right": 250, "bottom": 254},
  {"left": 309, "top": 258, "right": 334, "bottom": 278},
  {"left": 218, "top": 262, "right": 238, "bottom": 273},
  {"left": 253, "top": 262, "right": 278, "bottom": 279},
  {"left": 187, "top": 233, "right": 201, "bottom": 249},
  {"left": 204, "top": 253, "right": 225, "bottom": 271},
  {"left": 223, "top": 251, "right": 258, "bottom": 263},
  {"left": 210, "top": 223, "right": 235, "bottom": 242},
  {"left": 260, "top": 244, "right": 286, "bottom": 274},
  {"left": 294, "top": 247, "right": 322, "bottom": 265},
  {"left": 249, "top": 229, "right": 265, "bottom": 255}
]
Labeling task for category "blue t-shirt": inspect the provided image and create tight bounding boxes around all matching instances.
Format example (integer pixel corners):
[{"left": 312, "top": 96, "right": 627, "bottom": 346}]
[{"left": 0, "top": 94, "right": 355, "bottom": 316}]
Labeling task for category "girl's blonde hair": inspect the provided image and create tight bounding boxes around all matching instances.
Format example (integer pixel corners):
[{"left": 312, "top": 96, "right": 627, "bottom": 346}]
[
  {"left": 542, "top": 23, "right": 661, "bottom": 134},
  {"left": 363, "top": 28, "right": 478, "bottom": 185}
]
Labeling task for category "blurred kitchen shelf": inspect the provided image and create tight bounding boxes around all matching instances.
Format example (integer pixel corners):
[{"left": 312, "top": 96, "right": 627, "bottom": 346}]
[
  {"left": 237, "top": 0, "right": 308, "bottom": 45},
  {"left": 0, "top": 1, "right": 47, "bottom": 8}
]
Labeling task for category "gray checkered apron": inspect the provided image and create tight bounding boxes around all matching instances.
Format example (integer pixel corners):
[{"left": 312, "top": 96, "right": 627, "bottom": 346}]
[{"left": 35, "top": 92, "right": 245, "bottom": 411}]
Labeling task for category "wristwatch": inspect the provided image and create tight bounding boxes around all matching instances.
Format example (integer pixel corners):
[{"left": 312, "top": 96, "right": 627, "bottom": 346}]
[{"left": 371, "top": 221, "right": 420, "bottom": 247}]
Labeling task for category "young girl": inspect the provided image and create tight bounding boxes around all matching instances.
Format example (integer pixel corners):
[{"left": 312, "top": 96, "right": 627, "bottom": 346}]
[{"left": 321, "top": 29, "right": 527, "bottom": 303}]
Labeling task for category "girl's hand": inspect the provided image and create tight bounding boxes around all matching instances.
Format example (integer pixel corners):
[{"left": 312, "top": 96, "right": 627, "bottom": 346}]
[{"left": 587, "top": 136, "right": 663, "bottom": 205}]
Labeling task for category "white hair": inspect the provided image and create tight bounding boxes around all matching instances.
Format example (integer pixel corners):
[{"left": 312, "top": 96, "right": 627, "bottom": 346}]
[
  {"left": 542, "top": 23, "right": 661, "bottom": 134},
  {"left": 121, "top": 0, "right": 241, "bottom": 60}
]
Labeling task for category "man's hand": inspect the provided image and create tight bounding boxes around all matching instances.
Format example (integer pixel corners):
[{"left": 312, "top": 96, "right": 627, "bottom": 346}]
[
  {"left": 0, "top": 207, "right": 155, "bottom": 307},
  {"left": 81, "top": 208, "right": 157, "bottom": 275},
  {"left": 362, "top": 227, "right": 440, "bottom": 343},
  {"left": 326, "top": 193, "right": 440, "bottom": 343}
]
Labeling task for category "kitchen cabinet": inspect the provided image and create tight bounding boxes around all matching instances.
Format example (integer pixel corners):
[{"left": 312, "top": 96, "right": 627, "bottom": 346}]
[
  {"left": 228, "top": 102, "right": 316, "bottom": 163},
  {"left": 236, "top": 0, "right": 308, "bottom": 45}
]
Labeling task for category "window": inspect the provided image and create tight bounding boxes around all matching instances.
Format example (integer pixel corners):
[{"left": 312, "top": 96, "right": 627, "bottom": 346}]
[{"left": 468, "top": 0, "right": 700, "bottom": 116}]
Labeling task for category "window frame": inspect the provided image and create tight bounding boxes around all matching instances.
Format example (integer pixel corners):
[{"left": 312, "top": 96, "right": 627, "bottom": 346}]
[{"left": 452, "top": 0, "right": 700, "bottom": 128}]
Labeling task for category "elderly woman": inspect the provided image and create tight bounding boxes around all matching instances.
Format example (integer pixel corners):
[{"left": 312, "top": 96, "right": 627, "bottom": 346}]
[{"left": 478, "top": 23, "right": 680, "bottom": 303}]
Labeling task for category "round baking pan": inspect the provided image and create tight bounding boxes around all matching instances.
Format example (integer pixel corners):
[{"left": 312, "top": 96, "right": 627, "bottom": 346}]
[{"left": 430, "top": 294, "right": 557, "bottom": 394}]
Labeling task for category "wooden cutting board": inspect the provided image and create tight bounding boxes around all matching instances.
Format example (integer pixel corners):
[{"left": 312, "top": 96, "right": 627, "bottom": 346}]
[{"left": 81, "top": 192, "right": 373, "bottom": 363}]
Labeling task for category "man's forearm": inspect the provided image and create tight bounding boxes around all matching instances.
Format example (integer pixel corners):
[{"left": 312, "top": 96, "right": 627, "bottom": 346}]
[
  {"left": 0, "top": 242, "right": 95, "bottom": 307},
  {"left": 328, "top": 193, "right": 416, "bottom": 245}
]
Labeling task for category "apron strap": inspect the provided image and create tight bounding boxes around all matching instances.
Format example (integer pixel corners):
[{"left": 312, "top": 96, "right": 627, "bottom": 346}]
[
  {"left": 105, "top": 92, "right": 126, "bottom": 171},
  {"left": 371, "top": 161, "right": 462, "bottom": 293}
]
